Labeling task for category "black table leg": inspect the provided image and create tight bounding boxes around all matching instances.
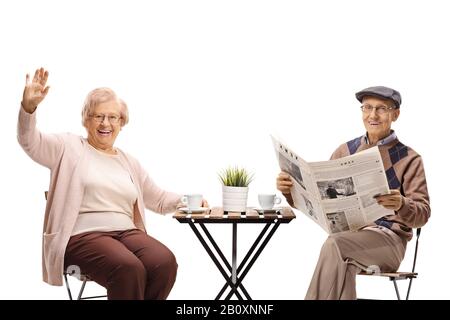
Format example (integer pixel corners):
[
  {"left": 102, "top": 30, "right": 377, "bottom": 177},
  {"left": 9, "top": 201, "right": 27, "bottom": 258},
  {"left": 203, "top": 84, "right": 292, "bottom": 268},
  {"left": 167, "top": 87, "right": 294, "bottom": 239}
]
[
  {"left": 232, "top": 222, "right": 237, "bottom": 285},
  {"left": 199, "top": 223, "right": 251, "bottom": 300},
  {"left": 188, "top": 221, "right": 244, "bottom": 300},
  {"left": 188, "top": 219, "right": 283, "bottom": 300},
  {"left": 225, "top": 220, "right": 282, "bottom": 300},
  {"left": 217, "top": 222, "right": 272, "bottom": 299}
]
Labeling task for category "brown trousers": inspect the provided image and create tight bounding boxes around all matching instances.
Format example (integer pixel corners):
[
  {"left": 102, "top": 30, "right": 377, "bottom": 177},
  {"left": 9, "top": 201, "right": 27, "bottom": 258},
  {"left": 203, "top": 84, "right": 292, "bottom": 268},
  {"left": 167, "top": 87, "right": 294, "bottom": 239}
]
[
  {"left": 305, "top": 226, "right": 407, "bottom": 300},
  {"left": 64, "top": 229, "right": 177, "bottom": 300}
]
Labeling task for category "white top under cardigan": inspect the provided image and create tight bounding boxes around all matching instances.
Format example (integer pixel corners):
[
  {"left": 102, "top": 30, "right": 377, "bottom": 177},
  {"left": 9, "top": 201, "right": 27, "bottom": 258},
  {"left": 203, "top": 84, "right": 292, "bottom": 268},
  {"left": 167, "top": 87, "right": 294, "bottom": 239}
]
[{"left": 71, "top": 144, "right": 138, "bottom": 236}]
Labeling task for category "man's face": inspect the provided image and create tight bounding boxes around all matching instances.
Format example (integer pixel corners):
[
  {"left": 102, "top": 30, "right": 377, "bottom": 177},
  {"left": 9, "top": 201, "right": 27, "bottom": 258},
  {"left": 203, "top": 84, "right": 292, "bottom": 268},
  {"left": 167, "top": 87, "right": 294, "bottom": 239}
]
[{"left": 361, "top": 96, "right": 400, "bottom": 140}]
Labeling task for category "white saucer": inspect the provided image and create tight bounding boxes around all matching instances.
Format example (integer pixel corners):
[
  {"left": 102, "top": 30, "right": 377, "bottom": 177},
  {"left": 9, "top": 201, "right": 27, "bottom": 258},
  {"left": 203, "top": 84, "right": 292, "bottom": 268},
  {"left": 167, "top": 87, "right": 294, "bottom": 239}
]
[
  {"left": 179, "top": 207, "right": 209, "bottom": 213},
  {"left": 254, "top": 207, "right": 282, "bottom": 214}
]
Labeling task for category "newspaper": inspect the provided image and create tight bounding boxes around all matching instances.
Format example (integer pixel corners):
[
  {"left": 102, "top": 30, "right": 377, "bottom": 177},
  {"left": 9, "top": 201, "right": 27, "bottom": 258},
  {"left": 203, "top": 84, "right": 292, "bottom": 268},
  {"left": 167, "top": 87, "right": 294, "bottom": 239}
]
[{"left": 272, "top": 136, "right": 393, "bottom": 234}]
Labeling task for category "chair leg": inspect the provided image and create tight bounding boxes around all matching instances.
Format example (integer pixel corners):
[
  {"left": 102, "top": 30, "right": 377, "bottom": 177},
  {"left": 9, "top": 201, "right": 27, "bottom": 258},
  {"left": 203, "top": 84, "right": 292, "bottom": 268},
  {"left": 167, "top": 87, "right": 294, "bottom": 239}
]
[
  {"left": 406, "top": 278, "right": 414, "bottom": 300},
  {"left": 63, "top": 273, "right": 73, "bottom": 300},
  {"left": 392, "top": 279, "right": 401, "bottom": 300},
  {"left": 77, "top": 278, "right": 88, "bottom": 300}
]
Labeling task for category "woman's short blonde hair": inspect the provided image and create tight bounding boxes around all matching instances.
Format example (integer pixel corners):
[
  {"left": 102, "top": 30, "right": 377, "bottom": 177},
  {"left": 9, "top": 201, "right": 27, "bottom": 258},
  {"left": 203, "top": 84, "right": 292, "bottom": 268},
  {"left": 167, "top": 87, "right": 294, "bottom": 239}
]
[{"left": 81, "top": 87, "right": 129, "bottom": 127}]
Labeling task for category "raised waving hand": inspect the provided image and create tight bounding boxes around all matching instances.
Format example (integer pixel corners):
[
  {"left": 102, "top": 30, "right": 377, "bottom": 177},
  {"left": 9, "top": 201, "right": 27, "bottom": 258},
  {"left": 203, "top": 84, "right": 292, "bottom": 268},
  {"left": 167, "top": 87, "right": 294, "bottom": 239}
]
[{"left": 21, "top": 67, "right": 50, "bottom": 114}]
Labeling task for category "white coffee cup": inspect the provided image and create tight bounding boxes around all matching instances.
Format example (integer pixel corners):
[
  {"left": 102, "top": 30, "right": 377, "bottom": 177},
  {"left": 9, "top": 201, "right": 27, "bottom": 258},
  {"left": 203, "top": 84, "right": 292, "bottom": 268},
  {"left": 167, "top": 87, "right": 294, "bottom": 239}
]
[
  {"left": 181, "top": 194, "right": 203, "bottom": 209},
  {"left": 258, "top": 194, "right": 282, "bottom": 210}
]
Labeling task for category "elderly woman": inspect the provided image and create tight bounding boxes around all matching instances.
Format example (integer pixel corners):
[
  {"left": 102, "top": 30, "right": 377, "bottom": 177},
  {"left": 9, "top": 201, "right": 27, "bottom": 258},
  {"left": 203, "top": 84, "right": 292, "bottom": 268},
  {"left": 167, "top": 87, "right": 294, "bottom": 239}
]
[
  {"left": 18, "top": 68, "right": 208, "bottom": 300},
  {"left": 276, "top": 86, "right": 431, "bottom": 299}
]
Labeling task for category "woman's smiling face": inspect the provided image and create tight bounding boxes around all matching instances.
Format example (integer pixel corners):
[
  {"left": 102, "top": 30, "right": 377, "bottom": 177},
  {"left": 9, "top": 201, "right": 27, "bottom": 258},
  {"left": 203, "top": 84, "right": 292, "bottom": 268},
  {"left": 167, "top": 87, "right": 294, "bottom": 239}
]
[{"left": 85, "top": 100, "right": 123, "bottom": 153}]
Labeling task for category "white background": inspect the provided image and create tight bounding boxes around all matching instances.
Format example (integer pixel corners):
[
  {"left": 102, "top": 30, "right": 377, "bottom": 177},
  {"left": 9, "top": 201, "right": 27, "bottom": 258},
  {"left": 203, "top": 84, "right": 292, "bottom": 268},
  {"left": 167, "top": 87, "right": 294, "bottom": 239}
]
[{"left": 0, "top": 0, "right": 448, "bottom": 300}]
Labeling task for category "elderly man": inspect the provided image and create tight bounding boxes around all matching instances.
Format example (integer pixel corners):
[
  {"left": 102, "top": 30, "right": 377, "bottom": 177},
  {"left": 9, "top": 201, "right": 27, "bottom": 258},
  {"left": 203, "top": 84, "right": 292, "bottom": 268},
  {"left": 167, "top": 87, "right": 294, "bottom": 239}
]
[{"left": 277, "top": 86, "right": 431, "bottom": 299}]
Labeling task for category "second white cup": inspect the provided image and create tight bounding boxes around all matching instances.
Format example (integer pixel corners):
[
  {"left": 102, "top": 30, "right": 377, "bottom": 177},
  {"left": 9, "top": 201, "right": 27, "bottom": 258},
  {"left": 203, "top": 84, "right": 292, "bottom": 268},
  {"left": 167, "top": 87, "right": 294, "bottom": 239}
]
[{"left": 258, "top": 194, "right": 281, "bottom": 210}]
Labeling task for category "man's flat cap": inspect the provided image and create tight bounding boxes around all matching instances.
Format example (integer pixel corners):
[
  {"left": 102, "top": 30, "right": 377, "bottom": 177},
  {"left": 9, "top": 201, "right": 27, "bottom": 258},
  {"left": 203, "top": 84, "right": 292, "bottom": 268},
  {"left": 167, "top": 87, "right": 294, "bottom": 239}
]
[{"left": 355, "top": 86, "right": 402, "bottom": 108}]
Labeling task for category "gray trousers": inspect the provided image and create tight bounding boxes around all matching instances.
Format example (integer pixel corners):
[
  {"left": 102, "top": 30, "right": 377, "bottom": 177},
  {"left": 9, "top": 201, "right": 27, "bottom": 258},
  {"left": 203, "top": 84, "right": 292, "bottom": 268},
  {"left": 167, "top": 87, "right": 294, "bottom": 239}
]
[{"left": 305, "top": 226, "right": 407, "bottom": 300}]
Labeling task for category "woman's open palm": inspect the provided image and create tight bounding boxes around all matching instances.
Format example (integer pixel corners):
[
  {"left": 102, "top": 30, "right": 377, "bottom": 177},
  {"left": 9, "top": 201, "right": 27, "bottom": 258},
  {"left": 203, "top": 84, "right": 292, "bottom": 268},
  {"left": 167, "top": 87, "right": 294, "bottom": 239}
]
[{"left": 22, "top": 67, "right": 50, "bottom": 113}]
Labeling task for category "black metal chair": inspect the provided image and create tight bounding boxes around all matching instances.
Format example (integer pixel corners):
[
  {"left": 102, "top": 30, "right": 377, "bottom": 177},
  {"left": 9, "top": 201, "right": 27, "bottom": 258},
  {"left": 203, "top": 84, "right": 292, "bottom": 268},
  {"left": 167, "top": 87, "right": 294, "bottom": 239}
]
[
  {"left": 63, "top": 271, "right": 107, "bottom": 300},
  {"left": 358, "top": 228, "right": 421, "bottom": 300},
  {"left": 45, "top": 191, "right": 107, "bottom": 300}
]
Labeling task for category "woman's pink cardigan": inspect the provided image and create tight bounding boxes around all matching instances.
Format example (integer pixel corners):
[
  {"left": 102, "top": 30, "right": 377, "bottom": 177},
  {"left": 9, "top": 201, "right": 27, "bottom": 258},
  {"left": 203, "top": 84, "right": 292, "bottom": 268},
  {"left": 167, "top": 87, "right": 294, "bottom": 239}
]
[{"left": 17, "top": 107, "right": 181, "bottom": 286}]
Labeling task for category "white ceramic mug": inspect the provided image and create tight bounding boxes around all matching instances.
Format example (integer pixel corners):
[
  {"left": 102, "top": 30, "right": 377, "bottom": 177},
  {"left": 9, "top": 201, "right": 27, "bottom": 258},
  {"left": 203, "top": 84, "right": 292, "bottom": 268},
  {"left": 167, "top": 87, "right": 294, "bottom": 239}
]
[
  {"left": 181, "top": 194, "right": 203, "bottom": 209},
  {"left": 258, "top": 194, "right": 281, "bottom": 210}
]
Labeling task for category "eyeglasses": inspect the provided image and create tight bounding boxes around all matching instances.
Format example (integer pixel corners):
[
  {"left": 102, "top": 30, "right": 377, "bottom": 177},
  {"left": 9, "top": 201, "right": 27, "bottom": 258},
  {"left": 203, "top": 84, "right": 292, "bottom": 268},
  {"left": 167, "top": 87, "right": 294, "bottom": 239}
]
[
  {"left": 89, "top": 114, "right": 121, "bottom": 124},
  {"left": 360, "top": 104, "right": 394, "bottom": 115}
]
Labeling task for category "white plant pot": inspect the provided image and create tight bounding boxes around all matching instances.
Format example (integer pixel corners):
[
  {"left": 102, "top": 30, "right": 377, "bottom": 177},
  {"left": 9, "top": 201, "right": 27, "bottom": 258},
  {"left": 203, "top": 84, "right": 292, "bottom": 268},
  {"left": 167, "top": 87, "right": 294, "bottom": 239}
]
[{"left": 222, "top": 185, "right": 249, "bottom": 212}]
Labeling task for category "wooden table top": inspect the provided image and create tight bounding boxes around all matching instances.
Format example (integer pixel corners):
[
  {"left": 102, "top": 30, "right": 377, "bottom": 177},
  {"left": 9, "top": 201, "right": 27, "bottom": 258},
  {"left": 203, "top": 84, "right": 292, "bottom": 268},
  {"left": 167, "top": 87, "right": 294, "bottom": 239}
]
[{"left": 173, "top": 207, "right": 296, "bottom": 223}]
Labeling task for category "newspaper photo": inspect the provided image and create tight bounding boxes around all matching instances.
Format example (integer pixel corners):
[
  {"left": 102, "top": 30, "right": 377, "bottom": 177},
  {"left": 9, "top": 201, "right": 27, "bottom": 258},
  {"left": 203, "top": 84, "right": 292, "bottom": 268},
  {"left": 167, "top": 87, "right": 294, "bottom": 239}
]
[{"left": 272, "top": 136, "right": 393, "bottom": 234}]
